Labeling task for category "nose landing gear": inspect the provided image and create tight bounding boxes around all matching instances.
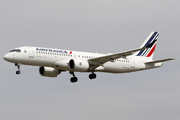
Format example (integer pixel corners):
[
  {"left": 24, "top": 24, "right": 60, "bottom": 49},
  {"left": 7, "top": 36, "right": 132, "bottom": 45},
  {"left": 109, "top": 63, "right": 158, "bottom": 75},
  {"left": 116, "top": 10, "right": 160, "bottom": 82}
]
[{"left": 15, "top": 63, "right": 21, "bottom": 75}]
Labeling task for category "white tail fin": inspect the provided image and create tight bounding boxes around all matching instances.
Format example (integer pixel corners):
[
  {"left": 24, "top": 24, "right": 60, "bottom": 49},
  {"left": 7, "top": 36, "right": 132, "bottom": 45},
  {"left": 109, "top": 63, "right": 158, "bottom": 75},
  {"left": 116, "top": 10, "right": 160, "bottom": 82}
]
[{"left": 134, "top": 31, "right": 159, "bottom": 60}]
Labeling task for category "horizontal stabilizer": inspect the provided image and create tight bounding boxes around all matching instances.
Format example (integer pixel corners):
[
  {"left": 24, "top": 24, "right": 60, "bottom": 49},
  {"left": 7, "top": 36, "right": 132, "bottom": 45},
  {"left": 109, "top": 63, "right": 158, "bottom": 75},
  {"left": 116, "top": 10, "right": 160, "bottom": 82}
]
[{"left": 145, "top": 58, "right": 175, "bottom": 64}]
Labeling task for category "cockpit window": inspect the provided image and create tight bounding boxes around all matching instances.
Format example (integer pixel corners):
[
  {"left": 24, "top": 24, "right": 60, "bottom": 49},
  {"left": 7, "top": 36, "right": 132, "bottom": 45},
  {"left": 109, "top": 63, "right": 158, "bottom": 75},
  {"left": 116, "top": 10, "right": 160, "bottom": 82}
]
[
  {"left": 10, "top": 49, "right": 16, "bottom": 52},
  {"left": 16, "top": 49, "right": 21, "bottom": 52},
  {"left": 9, "top": 49, "right": 21, "bottom": 53}
]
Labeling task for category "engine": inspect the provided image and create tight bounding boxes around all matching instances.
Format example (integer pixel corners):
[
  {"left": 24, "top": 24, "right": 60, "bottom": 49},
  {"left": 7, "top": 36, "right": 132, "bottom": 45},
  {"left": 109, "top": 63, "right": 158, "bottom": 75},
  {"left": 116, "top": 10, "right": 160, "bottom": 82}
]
[
  {"left": 39, "top": 66, "right": 60, "bottom": 77},
  {"left": 53, "top": 59, "right": 90, "bottom": 72},
  {"left": 69, "top": 59, "right": 89, "bottom": 72}
]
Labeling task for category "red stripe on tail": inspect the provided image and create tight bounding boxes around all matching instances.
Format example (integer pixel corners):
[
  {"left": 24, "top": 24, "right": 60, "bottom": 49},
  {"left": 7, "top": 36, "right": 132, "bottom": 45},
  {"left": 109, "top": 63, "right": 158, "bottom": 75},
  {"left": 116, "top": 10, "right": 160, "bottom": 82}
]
[{"left": 146, "top": 44, "right": 156, "bottom": 57}]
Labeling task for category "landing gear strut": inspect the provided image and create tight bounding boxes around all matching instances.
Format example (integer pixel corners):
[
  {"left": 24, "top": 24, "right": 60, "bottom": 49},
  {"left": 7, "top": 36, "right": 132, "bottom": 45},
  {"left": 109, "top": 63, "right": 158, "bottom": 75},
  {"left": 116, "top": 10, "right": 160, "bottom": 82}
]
[
  {"left": 15, "top": 63, "right": 21, "bottom": 75},
  {"left": 69, "top": 71, "right": 78, "bottom": 83},
  {"left": 89, "top": 73, "right": 96, "bottom": 79}
]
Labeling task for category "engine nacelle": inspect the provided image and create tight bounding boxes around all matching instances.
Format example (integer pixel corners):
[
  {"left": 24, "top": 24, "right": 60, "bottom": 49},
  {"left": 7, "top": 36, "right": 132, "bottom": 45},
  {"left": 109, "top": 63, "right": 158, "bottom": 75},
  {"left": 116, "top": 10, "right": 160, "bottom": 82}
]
[
  {"left": 39, "top": 66, "right": 60, "bottom": 77},
  {"left": 69, "top": 59, "right": 89, "bottom": 72},
  {"left": 53, "top": 59, "right": 70, "bottom": 70}
]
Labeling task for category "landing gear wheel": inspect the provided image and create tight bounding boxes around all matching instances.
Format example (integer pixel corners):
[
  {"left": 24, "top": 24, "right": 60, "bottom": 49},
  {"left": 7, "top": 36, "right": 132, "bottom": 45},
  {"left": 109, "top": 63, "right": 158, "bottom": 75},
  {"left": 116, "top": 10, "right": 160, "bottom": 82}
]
[
  {"left": 15, "top": 63, "right": 21, "bottom": 75},
  {"left": 89, "top": 73, "right": 96, "bottom": 79},
  {"left": 70, "top": 77, "right": 78, "bottom": 83},
  {"left": 16, "top": 71, "right": 21, "bottom": 74},
  {"left": 69, "top": 71, "right": 78, "bottom": 83}
]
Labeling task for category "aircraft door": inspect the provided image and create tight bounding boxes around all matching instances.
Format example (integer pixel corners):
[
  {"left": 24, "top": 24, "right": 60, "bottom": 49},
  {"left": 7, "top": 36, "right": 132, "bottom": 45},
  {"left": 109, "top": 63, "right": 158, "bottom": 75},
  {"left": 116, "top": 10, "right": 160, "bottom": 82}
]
[
  {"left": 130, "top": 58, "right": 135, "bottom": 68},
  {"left": 123, "top": 59, "right": 129, "bottom": 69},
  {"left": 28, "top": 47, "right": 34, "bottom": 58},
  {"left": 73, "top": 53, "right": 76, "bottom": 58},
  {"left": 12, "top": 52, "right": 16, "bottom": 59}
]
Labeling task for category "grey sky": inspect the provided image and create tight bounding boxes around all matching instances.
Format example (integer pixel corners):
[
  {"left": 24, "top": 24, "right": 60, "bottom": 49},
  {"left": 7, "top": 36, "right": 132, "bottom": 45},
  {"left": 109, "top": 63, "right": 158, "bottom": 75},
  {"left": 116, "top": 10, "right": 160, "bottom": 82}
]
[{"left": 0, "top": 0, "right": 179, "bottom": 120}]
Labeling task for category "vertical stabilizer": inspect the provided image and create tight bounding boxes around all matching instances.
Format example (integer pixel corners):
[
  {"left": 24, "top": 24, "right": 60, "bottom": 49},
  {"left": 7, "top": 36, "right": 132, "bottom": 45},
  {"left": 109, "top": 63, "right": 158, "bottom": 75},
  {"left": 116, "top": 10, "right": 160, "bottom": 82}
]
[{"left": 134, "top": 31, "right": 159, "bottom": 60}]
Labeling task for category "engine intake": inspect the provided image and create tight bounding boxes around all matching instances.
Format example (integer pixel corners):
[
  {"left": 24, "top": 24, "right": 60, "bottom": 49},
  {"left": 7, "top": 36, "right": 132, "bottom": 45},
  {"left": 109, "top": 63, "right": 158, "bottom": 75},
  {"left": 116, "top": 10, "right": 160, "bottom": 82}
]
[
  {"left": 69, "top": 59, "right": 89, "bottom": 72},
  {"left": 69, "top": 59, "right": 75, "bottom": 69}
]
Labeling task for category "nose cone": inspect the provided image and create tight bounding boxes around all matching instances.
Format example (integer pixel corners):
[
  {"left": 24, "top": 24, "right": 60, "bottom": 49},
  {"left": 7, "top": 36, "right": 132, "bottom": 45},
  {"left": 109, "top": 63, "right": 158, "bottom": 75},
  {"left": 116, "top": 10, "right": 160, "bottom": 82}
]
[{"left": 3, "top": 53, "right": 13, "bottom": 62}]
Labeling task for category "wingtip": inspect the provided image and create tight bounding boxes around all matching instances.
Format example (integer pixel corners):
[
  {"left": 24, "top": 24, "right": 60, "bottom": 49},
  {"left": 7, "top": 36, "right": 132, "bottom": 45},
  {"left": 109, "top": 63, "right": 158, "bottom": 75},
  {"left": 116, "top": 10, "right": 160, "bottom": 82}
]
[{"left": 170, "top": 58, "right": 176, "bottom": 60}]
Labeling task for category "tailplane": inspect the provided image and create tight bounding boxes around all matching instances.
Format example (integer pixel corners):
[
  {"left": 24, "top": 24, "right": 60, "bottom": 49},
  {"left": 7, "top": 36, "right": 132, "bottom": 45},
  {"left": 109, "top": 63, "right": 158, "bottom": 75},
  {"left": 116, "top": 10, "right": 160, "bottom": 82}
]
[{"left": 134, "top": 31, "right": 159, "bottom": 60}]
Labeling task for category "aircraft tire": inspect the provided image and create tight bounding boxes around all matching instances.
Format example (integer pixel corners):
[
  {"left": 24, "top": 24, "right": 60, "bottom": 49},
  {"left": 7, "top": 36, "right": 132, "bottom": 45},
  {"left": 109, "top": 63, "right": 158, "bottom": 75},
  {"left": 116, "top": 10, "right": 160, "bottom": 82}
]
[
  {"left": 70, "top": 77, "right": 78, "bottom": 83},
  {"left": 16, "top": 71, "right": 21, "bottom": 75},
  {"left": 89, "top": 73, "right": 96, "bottom": 79}
]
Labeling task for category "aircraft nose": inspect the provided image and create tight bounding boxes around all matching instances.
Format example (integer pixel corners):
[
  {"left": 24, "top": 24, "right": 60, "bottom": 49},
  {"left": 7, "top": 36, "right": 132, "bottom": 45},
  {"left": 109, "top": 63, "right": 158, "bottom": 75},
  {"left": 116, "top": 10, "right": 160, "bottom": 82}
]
[{"left": 3, "top": 53, "right": 13, "bottom": 62}]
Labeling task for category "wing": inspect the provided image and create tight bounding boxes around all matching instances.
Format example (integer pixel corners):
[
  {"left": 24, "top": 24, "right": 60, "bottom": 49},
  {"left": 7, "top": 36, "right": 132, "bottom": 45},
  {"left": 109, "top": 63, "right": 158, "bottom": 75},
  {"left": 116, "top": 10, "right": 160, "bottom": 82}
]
[{"left": 88, "top": 46, "right": 149, "bottom": 71}]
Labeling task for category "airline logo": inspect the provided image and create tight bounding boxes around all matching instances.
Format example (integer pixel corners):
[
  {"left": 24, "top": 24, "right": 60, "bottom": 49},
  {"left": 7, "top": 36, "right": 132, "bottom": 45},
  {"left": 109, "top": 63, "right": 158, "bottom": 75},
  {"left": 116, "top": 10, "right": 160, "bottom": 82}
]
[
  {"left": 36, "top": 48, "right": 72, "bottom": 54},
  {"left": 137, "top": 32, "right": 159, "bottom": 57}
]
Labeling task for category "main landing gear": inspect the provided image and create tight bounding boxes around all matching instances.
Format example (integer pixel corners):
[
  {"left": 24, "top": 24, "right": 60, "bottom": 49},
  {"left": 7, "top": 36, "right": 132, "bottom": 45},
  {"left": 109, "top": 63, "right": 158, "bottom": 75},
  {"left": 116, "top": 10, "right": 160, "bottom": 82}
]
[
  {"left": 69, "top": 72, "right": 97, "bottom": 83},
  {"left": 69, "top": 71, "right": 78, "bottom": 83},
  {"left": 15, "top": 63, "right": 21, "bottom": 75},
  {"left": 89, "top": 73, "right": 96, "bottom": 79}
]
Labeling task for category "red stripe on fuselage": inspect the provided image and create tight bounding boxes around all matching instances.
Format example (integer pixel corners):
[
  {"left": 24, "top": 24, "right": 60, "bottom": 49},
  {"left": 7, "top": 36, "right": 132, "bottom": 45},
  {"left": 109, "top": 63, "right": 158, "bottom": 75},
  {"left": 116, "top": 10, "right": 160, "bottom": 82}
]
[{"left": 146, "top": 44, "right": 156, "bottom": 57}]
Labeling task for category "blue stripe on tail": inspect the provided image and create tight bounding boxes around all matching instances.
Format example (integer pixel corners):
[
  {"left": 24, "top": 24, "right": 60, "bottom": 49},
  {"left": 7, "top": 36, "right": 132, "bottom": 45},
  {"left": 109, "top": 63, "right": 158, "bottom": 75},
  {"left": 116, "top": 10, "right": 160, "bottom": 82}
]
[{"left": 137, "top": 32, "right": 159, "bottom": 56}]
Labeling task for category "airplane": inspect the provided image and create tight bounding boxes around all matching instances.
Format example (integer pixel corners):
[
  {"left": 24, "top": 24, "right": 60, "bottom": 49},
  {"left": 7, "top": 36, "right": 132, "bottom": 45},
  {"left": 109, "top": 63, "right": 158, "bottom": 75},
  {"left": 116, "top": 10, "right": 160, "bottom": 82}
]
[{"left": 3, "top": 31, "right": 174, "bottom": 83}]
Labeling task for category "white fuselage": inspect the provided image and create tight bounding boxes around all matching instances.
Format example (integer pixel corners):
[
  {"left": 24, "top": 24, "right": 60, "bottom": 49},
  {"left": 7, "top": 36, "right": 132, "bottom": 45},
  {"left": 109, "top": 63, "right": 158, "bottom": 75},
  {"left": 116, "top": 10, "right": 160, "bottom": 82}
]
[
  {"left": 3, "top": 32, "right": 174, "bottom": 82},
  {"left": 3, "top": 46, "right": 162, "bottom": 74}
]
